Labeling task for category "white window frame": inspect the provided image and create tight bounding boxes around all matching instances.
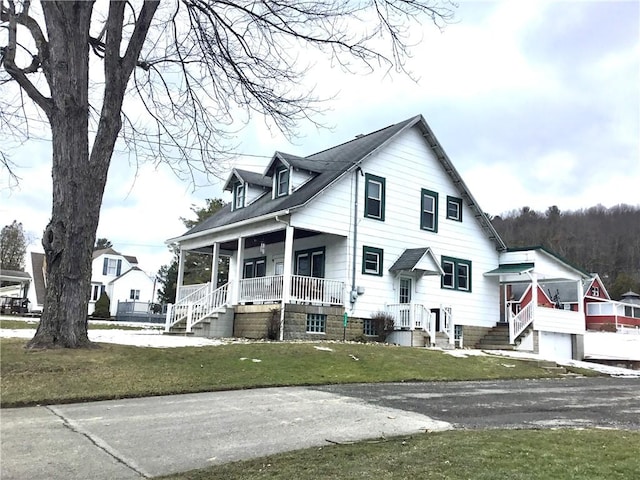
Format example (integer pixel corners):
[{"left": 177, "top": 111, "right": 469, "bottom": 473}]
[
  {"left": 277, "top": 168, "right": 289, "bottom": 197},
  {"left": 234, "top": 183, "right": 245, "bottom": 210},
  {"left": 129, "top": 289, "right": 140, "bottom": 300}
]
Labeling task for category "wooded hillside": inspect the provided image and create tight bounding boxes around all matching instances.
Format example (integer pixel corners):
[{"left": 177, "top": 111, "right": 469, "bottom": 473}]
[{"left": 491, "top": 204, "right": 640, "bottom": 300}]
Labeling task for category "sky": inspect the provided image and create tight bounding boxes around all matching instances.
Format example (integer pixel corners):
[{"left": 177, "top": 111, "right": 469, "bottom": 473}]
[{"left": 1, "top": 0, "right": 639, "bottom": 277}]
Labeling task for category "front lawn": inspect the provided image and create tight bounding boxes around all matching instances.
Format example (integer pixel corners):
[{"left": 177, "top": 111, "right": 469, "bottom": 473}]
[{"left": 0, "top": 339, "right": 596, "bottom": 407}]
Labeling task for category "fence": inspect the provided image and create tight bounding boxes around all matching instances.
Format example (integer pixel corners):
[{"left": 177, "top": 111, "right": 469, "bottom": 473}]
[{"left": 115, "top": 300, "right": 167, "bottom": 324}]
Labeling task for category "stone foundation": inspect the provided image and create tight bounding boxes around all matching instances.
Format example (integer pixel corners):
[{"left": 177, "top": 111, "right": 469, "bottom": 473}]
[
  {"left": 462, "top": 325, "right": 492, "bottom": 348},
  {"left": 233, "top": 303, "right": 366, "bottom": 341}
]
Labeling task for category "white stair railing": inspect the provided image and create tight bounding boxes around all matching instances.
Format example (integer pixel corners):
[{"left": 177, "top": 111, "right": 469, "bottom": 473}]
[
  {"left": 440, "top": 306, "right": 454, "bottom": 345},
  {"left": 165, "top": 282, "right": 229, "bottom": 332},
  {"left": 509, "top": 302, "right": 534, "bottom": 344}
]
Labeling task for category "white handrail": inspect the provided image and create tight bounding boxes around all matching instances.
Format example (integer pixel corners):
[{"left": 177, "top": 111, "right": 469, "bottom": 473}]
[
  {"left": 165, "top": 282, "right": 229, "bottom": 332},
  {"left": 509, "top": 302, "right": 534, "bottom": 344},
  {"left": 441, "top": 305, "right": 454, "bottom": 345}
]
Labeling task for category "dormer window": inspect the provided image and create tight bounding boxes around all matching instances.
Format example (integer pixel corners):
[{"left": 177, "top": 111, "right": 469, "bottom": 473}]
[
  {"left": 233, "top": 183, "right": 245, "bottom": 210},
  {"left": 276, "top": 168, "right": 289, "bottom": 197}
]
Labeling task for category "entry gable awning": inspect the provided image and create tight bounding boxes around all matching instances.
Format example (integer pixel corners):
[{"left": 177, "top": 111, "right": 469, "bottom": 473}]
[
  {"left": 484, "top": 262, "right": 534, "bottom": 277},
  {"left": 389, "top": 248, "right": 444, "bottom": 276}
]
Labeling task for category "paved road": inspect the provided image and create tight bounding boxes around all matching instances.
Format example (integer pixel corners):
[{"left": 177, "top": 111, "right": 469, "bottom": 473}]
[
  {"left": 2, "top": 377, "right": 639, "bottom": 479},
  {"left": 314, "top": 376, "right": 640, "bottom": 430}
]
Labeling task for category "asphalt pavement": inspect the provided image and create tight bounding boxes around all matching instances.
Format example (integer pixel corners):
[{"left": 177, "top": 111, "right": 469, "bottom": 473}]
[{"left": 2, "top": 377, "right": 639, "bottom": 479}]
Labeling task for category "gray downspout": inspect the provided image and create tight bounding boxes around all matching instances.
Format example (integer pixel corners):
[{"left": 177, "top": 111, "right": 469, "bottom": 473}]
[{"left": 351, "top": 167, "right": 363, "bottom": 308}]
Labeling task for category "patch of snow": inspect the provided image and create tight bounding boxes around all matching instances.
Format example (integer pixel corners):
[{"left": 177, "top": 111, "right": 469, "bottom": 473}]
[
  {"left": 314, "top": 346, "right": 333, "bottom": 352},
  {"left": 0, "top": 328, "right": 226, "bottom": 348}
]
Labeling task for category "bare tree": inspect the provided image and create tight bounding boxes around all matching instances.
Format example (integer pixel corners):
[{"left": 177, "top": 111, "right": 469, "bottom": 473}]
[{"left": 1, "top": 0, "right": 455, "bottom": 348}]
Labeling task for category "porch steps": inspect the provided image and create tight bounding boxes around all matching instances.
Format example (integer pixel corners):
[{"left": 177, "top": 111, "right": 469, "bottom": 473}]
[
  {"left": 433, "top": 332, "right": 454, "bottom": 350},
  {"left": 475, "top": 323, "right": 519, "bottom": 351}
]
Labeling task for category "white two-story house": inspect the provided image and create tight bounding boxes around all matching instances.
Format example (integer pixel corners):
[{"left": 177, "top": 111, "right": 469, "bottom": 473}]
[
  {"left": 26, "top": 247, "right": 155, "bottom": 317},
  {"left": 166, "top": 114, "right": 589, "bottom": 359}
]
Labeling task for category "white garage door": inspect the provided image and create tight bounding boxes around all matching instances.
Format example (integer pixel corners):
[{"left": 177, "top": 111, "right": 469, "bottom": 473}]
[{"left": 538, "top": 331, "right": 573, "bottom": 360}]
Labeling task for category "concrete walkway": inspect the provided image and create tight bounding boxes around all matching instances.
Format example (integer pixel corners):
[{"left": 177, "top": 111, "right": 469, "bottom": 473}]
[{"left": 1, "top": 387, "right": 451, "bottom": 480}]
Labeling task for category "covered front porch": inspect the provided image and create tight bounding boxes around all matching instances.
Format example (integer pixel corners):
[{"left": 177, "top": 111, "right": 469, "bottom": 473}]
[
  {"left": 166, "top": 219, "right": 348, "bottom": 336},
  {"left": 484, "top": 249, "right": 589, "bottom": 349}
]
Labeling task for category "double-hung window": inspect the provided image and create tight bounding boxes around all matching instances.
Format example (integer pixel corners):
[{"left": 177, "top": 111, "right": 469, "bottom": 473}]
[
  {"left": 362, "top": 246, "right": 383, "bottom": 276},
  {"left": 364, "top": 174, "right": 385, "bottom": 221},
  {"left": 441, "top": 256, "right": 472, "bottom": 292},
  {"left": 234, "top": 183, "right": 245, "bottom": 210},
  {"left": 129, "top": 289, "right": 140, "bottom": 300},
  {"left": 276, "top": 168, "right": 289, "bottom": 197},
  {"left": 243, "top": 257, "right": 266, "bottom": 278},
  {"left": 446, "top": 196, "right": 462, "bottom": 222},
  {"left": 103, "top": 258, "right": 122, "bottom": 276},
  {"left": 421, "top": 189, "right": 438, "bottom": 232}
]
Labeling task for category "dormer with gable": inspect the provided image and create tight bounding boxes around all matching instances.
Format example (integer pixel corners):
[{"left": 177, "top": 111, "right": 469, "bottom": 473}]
[
  {"left": 264, "top": 152, "right": 319, "bottom": 199},
  {"left": 223, "top": 168, "right": 271, "bottom": 211}
]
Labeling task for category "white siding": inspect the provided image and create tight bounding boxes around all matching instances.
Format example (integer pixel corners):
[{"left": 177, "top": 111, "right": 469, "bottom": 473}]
[
  {"left": 341, "top": 127, "right": 501, "bottom": 327},
  {"left": 107, "top": 269, "right": 155, "bottom": 315},
  {"left": 291, "top": 172, "right": 355, "bottom": 237},
  {"left": 291, "top": 168, "right": 314, "bottom": 192},
  {"left": 535, "top": 307, "right": 585, "bottom": 334},
  {"left": 245, "top": 186, "right": 267, "bottom": 206}
]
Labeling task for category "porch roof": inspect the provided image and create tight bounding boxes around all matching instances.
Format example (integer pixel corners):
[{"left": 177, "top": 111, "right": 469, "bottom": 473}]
[
  {"left": 484, "top": 263, "right": 534, "bottom": 276},
  {"left": 389, "top": 248, "right": 444, "bottom": 276}
]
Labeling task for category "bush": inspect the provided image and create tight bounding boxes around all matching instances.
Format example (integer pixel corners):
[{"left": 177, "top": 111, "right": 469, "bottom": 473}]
[
  {"left": 370, "top": 311, "right": 395, "bottom": 343},
  {"left": 93, "top": 292, "right": 111, "bottom": 319},
  {"left": 266, "top": 308, "right": 281, "bottom": 340}
]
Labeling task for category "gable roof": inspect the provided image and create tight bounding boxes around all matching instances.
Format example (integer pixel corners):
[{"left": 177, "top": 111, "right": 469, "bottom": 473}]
[
  {"left": 389, "top": 248, "right": 444, "bottom": 276},
  {"left": 171, "top": 114, "right": 506, "bottom": 251},
  {"left": 93, "top": 247, "right": 120, "bottom": 259},
  {"left": 223, "top": 168, "right": 272, "bottom": 191},
  {"left": 30, "top": 252, "right": 46, "bottom": 305},
  {"left": 506, "top": 245, "right": 591, "bottom": 278}
]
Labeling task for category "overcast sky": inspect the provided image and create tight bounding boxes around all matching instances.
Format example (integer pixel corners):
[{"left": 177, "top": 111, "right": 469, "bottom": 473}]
[{"left": 1, "top": 0, "right": 638, "bottom": 276}]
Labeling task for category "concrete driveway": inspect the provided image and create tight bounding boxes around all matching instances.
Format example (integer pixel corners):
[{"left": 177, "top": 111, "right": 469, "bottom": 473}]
[{"left": 1, "top": 387, "right": 450, "bottom": 480}]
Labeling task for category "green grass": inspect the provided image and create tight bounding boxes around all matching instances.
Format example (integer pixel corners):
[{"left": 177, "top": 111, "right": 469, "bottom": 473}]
[
  {"left": 0, "top": 318, "right": 159, "bottom": 330},
  {"left": 0, "top": 338, "right": 597, "bottom": 407},
  {"left": 158, "top": 429, "right": 640, "bottom": 480}
]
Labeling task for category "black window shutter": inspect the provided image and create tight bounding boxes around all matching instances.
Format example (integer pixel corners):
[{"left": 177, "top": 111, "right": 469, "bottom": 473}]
[{"left": 103, "top": 258, "right": 108, "bottom": 275}]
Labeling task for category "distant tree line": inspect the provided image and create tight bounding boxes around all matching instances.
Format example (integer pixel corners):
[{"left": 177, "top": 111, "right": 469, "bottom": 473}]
[{"left": 491, "top": 204, "right": 640, "bottom": 300}]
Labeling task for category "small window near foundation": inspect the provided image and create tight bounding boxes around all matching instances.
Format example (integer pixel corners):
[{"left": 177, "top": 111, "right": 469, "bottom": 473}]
[{"left": 306, "top": 313, "right": 326, "bottom": 333}]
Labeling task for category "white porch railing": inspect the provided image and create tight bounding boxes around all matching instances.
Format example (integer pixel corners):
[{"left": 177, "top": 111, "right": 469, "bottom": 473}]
[
  {"left": 165, "top": 282, "right": 229, "bottom": 332},
  {"left": 385, "top": 304, "right": 436, "bottom": 342},
  {"left": 290, "top": 275, "right": 344, "bottom": 305},
  {"left": 509, "top": 301, "right": 534, "bottom": 344},
  {"left": 239, "top": 275, "right": 283, "bottom": 303},
  {"left": 178, "top": 283, "right": 210, "bottom": 302}
]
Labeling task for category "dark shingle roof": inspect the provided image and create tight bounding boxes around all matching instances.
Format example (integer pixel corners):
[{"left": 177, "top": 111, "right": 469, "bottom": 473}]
[
  {"left": 183, "top": 116, "right": 420, "bottom": 237},
  {"left": 389, "top": 248, "right": 429, "bottom": 271},
  {"left": 223, "top": 168, "right": 272, "bottom": 191},
  {"left": 174, "top": 114, "right": 506, "bottom": 252}
]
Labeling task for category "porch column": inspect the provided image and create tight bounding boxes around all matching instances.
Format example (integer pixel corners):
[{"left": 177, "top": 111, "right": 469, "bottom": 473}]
[
  {"left": 531, "top": 272, "right": 538, "bottom": 311},
  {"left": 232, "top": 237, "right": 244, "bottom": 304},
  {"left": 280, "top": 224, "right": 294, "bottom": 341},
  {"left": 210, "top": 242, "right": 220, "bottom": 289},
  {"left": 176, "top": 248, "right": 186, "bottom": 301},
  {"left": 576, "top": 279, "right": 584, "bottom": 316}
]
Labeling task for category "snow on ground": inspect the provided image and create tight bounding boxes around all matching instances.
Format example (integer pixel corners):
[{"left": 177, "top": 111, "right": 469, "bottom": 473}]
[
  {"left": 442, "top": 347, "right": 640, "bottom": 378},
  {"left": 2, "top": 316, "right": 639, "bottom": 377}
]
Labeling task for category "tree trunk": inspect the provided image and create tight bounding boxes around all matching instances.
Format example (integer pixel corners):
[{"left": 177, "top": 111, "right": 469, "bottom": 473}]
[{"left": 27, "top": 2, "right": 104, "bottom": 349}]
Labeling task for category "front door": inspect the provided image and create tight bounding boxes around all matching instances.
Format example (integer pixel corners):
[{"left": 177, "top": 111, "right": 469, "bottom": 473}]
[
  {"left": 294, "top": 248, "right": 325, "bottom": 302},
  {"left": 399, "top": 277, "right": 412, "bottom": 327}
]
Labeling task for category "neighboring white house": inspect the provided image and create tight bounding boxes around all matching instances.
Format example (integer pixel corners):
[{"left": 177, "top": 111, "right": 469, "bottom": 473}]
[
  {"left": 165, "top": 114, "right": 591, "bottom": 359},
  {"left": 25, "top": 247, "right": 156, "bottom": 316}
]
